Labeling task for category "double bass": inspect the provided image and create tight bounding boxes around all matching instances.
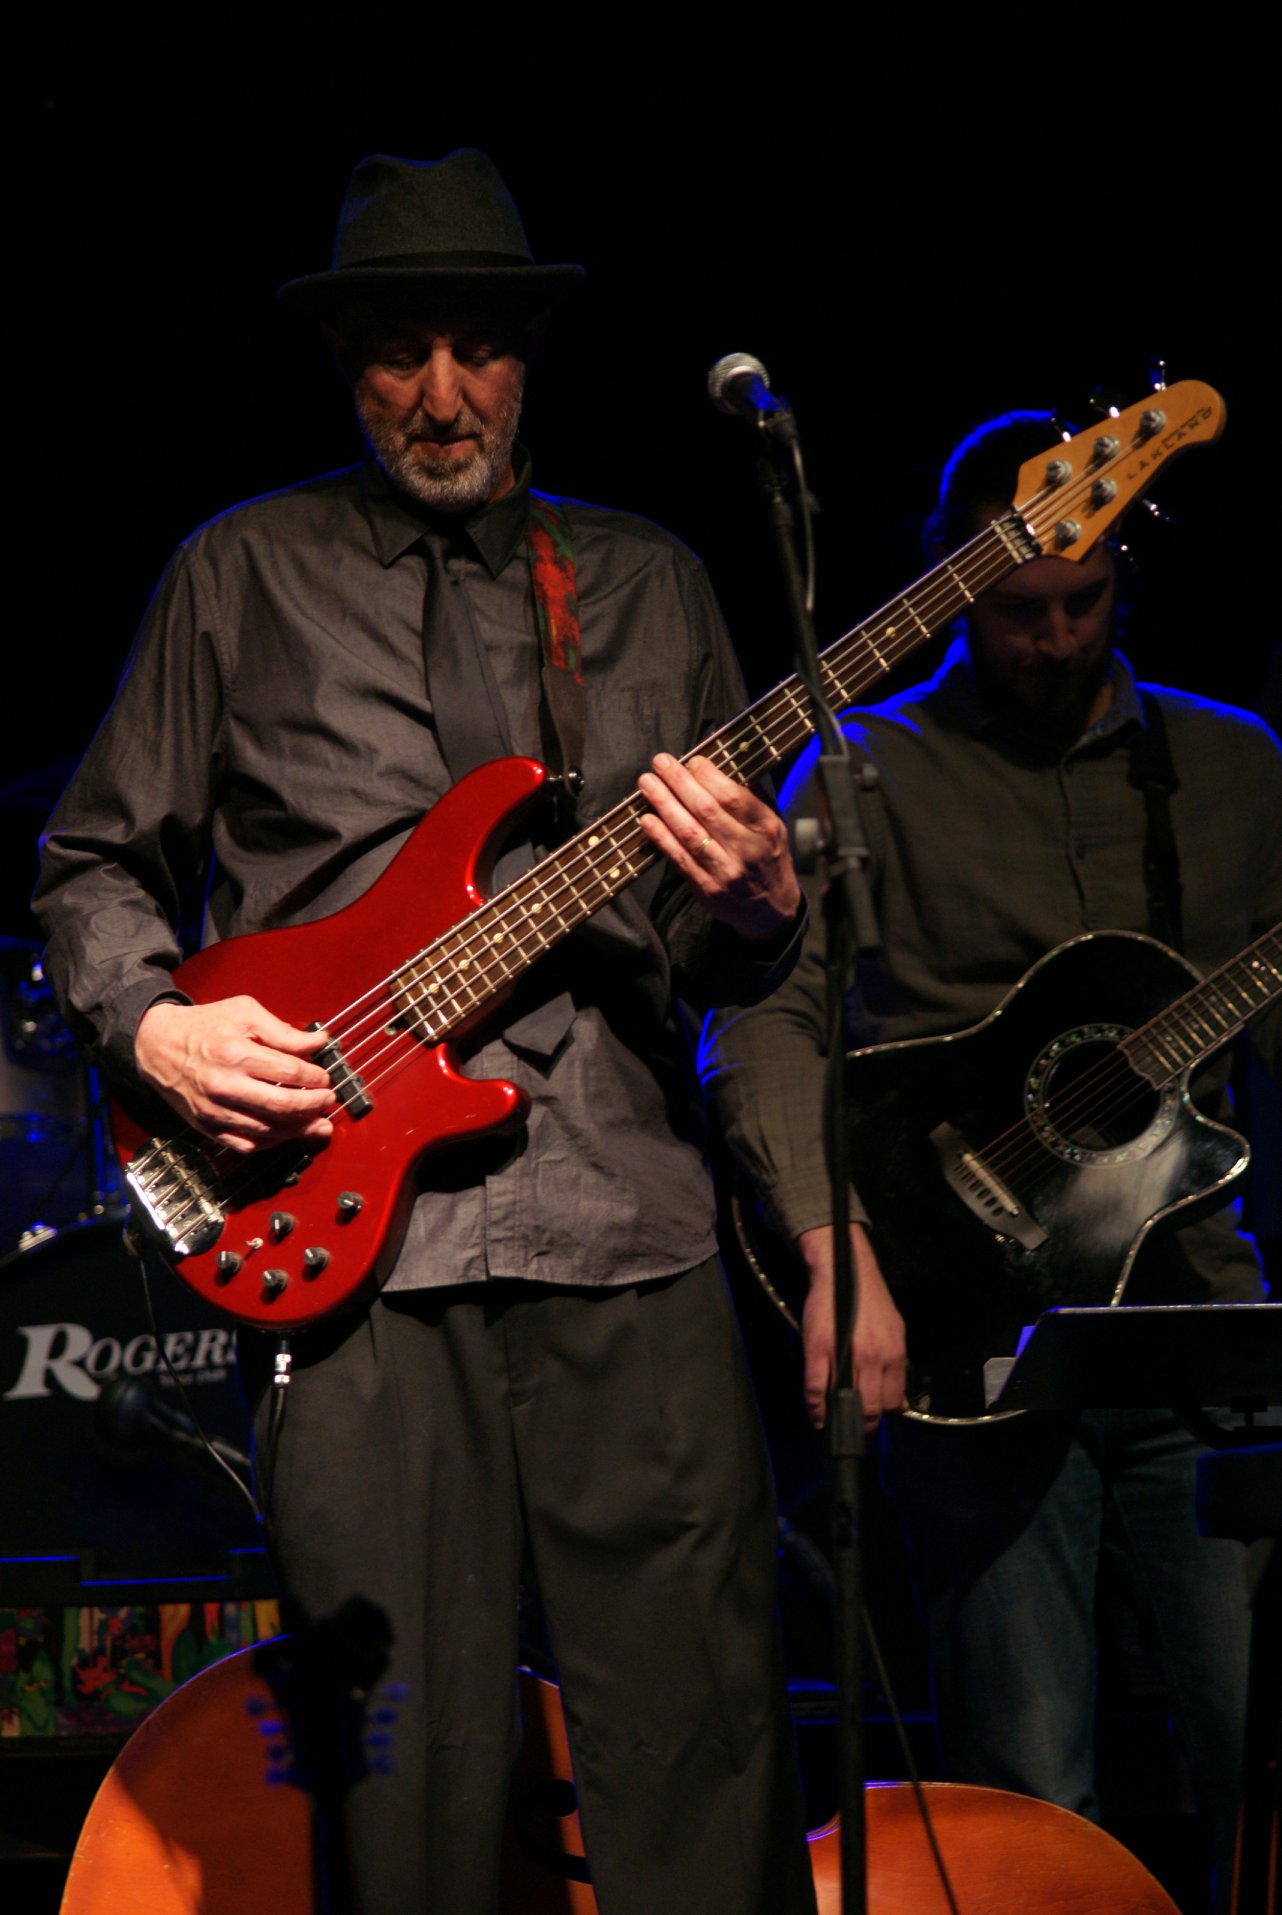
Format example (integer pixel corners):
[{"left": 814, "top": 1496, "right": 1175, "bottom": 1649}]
[{"left": 60, "top": 1649, "right": 1183, "bottom": 1913}]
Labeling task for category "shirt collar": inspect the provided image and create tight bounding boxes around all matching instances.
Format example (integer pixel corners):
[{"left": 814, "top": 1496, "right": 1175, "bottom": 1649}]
[
  {"left": 360, "top": 442, "right": 534, "bottom": 575},
  {"left": 935, "top": 638, "right": 1143, "bottom": 756}
]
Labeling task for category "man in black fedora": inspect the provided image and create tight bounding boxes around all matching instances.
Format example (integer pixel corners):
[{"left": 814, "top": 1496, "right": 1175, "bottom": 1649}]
[{"left": 35, "top": 150, "right": 817, "bottom": 1912}]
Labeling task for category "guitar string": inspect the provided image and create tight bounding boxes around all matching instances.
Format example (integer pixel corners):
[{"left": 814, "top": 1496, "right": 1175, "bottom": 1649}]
[
  {"left": 154, "top": 510, "right": 1040, "bottom": 1182},
  {"left": 947, "top": 930, "right": 1282, "bottom": 1191},
  {"left": 294, "top": 526, "right": 1038, "bottom": 1061},
  {"left": 318, "top": 466, "right": 1120, "bottom": 1088},
  {"left": 144, "top": 512, "right": 1042, "bottom": 1237},
  {"left": 228, "top": 443, "right": 1112, "bottom": 1093},
  {"left": 287, "top": 452, "right": 1116, "bottom": 1061},
  {"left": 991, "top": 932, "right": 1282, "bottom": 1177},
  {"left": 150, "top": 933, "right": 1280, "bottom": 1262},
  {"left": 142, "top": 431, "right": 1172, "bottom": 1251},
  {"left": 143, "top": 468, "right": 1143, "bottom": 1257},
  {"left": 1023, "top": 934, "right": 1282, "bottom": 1155},
  {"left": 141, "top": 472, "right": 1093, "bottom": 1246},
  {"left": 973, "top": 937, "right": 1281, "bottom": 1186},
  {"left": 284, "top": 504, "right": 1061, "bottom": 1078},
  {"left": 133, "top": 523, "right": 1027, "bottom": 1243}
]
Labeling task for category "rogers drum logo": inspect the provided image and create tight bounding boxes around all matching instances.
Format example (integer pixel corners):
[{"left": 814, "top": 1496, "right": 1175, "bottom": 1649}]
[{"left": 4, "top": 1321, "right": 237, "bottom": 1402}]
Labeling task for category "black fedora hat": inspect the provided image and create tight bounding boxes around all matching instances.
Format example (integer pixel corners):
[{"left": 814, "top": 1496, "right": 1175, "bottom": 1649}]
[{"left": 277, "top": 148, "right": 585, "bottom": 317}]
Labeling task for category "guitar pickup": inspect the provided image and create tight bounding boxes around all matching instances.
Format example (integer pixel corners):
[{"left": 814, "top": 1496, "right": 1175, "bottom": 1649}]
[
  {"left": 312, "top": 1031, "right": 373, "bottom": 1119},
  {"left": 930, "top": 1122, "right": 1047, "bottom": 1251}
]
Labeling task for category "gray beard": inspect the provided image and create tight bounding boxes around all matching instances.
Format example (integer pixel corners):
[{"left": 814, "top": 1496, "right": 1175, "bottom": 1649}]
[{"left": 358, "top": 379, "right": 524, "bottom": 513}]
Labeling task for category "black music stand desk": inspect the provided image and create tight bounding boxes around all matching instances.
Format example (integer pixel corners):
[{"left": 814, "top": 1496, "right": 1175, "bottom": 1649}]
[{"left": 987, "top": 1301, "right": 1282, "bottom": 1421}]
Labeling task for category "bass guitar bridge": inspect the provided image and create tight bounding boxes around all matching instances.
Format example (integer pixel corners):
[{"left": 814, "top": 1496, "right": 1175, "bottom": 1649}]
[{"left": 126, "top": 1138, "right": 225, "bottom": 1256}]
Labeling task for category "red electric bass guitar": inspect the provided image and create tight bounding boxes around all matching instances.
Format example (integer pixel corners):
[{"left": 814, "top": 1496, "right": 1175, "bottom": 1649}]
[{"left": 112, "top": 384, "right": 1226, "bottom": 1327}]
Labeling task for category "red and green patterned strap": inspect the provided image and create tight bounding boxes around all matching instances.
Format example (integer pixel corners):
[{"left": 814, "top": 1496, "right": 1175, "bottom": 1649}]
[
  {"left": 525, "top": 492, "right": 585, "bottom": 780},
  {"left": 525, "top": 492, "right": 582, "bottom": 680}
]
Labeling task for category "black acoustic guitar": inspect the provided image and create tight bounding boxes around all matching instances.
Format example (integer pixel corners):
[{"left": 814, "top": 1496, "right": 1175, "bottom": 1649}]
[
  {"left": 844, "top": 926, "right": 1281, "bottom": 1418},
  {"left": 738, "top": 926, "right": 1280, "bottom": 1421}
]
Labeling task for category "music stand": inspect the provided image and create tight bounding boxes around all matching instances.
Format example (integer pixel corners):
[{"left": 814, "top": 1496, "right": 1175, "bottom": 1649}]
[{"left": 986, "top": 1301, "right": 1282, "bottom": 1424}]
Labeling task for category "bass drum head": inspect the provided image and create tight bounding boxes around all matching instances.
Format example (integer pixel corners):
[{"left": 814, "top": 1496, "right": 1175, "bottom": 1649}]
[{"left": 0, "top": 1218, "right": 262, "bottom": 1588}]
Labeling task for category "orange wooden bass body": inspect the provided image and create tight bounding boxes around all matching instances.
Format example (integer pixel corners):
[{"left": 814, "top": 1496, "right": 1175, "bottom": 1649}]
[{"left": 61, "top": 1650, "right": 1180, "bottom": 1914}]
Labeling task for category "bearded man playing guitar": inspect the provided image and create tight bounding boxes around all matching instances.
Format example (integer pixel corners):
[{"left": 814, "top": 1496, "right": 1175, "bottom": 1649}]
[
  {"left": 34, "top": 151, "right": 818, "bottom": 1915},
  {"left": 707, "top": 410, "right": 1282, "bottom": 1915}
]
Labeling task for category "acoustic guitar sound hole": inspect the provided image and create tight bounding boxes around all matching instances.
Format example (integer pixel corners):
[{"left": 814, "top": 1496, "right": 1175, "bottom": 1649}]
[{"left": 1026, "top": 1025, "right": 1176, "bottom": 1166}]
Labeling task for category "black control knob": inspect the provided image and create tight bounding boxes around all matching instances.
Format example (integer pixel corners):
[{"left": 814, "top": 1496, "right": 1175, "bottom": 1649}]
[
  {"left": 262, "top": 1269, "right": 289, "bottom": 1295},
  {"left": 302, "top": 1247, "right": 330, "bottom": 1277},
  {"left": 270, "top": 1212, "right": 296, "bottom": 1239},
  {"left": 337, "top": 1191, "right": 364, "bottom": 1218},
  {"left": 215, "top": 1251, "right": 242, "bottom": 1282}
]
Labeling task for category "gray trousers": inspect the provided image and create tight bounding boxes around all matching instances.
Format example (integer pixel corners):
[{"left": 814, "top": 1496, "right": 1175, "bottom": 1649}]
[{"left": 243, "top": 1259, "right": 816, "bottom": 1915}]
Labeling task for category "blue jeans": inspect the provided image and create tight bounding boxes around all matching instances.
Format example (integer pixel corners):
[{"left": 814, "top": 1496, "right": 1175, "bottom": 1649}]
[{"left": 882, "top": 1407, "right": 1250, "bottom": 1913}]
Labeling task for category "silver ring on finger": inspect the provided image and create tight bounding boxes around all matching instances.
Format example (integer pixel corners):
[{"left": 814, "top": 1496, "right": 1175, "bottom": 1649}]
[{"left": 694, "top": 832, "right": 712, "bottom": 860}]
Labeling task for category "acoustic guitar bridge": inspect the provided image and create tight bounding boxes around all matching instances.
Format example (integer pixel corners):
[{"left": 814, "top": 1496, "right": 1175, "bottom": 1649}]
[{"left": 930, "top": 1122, "right": 1047, "bottom": 1251}]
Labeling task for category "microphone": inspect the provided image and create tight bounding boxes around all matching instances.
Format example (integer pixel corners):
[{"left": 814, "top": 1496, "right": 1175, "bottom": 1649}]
[
  {"left": 96, "top": 1375, "right": 252, "bottom": 1477},
  {"left": 707, "top": 352, "right": 798, "bottom": 441}
]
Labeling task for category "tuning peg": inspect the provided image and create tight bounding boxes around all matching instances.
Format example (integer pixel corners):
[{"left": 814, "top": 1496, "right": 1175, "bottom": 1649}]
[{"left": 1087, "top": 388, "right": 1123, "bottom": 422}]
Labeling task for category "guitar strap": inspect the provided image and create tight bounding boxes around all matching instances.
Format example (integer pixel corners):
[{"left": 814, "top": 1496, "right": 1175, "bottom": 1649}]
[
  {"left": 421, "top": 494, "right": 584, "bottom": 792},
  {"left": 1128, "top": 690, "right": 1184, "bottom": 953},
  {"left": 477, "top": 492, "right": 583, "bottom": 1061},
  {"left": 525, "top": 492, "right": 585, "bottom": 793}
]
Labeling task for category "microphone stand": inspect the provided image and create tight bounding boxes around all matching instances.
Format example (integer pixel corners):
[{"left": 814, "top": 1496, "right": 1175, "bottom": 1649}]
[{"left": 740, "top": 399, "right": 881, "bottom": 1915}]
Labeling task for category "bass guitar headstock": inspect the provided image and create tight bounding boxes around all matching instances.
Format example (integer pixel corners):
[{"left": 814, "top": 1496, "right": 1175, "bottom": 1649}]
[{"left": 1013, "top": 381, "right": 1225, "bottom": 561}]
